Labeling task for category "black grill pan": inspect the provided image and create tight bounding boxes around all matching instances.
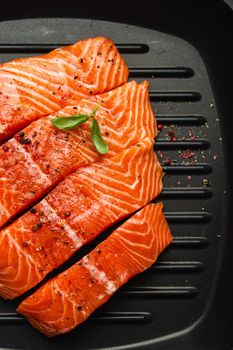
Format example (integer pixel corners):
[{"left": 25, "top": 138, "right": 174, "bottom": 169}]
[{"left": 0, "top": 1, "right": 232, "bottom": 349}]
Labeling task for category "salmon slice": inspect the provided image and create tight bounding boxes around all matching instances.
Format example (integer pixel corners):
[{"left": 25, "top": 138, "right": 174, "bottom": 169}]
[
  {"left": 0, "top": 36, "right": 128, "bottom": 144},
  {"left": 17, "top": 202, "right": 172, "bottom": 337},
  {"left": 0, "top": 138, "right": 162, "bottom": 300},
  {"left": 0, "top": 80, "right": 156, "bottom": 228}
]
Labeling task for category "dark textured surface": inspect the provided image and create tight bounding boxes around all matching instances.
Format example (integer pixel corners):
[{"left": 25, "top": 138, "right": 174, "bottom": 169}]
[{"left": 0, "top": 2, "right": 232, "bottom": 349}]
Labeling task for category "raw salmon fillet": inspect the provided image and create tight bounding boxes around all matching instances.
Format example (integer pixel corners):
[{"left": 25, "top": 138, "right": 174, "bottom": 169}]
[
  {"left": 0, "top": 138, "right": 163, "bottom": 299},
  {"left": 17, "top": 202, "right": 173, "bottom": 337},
  {"left": 0, "top": 36, "right": 128, "bottom": 144},
  {"left": 0, "top": 80, "right": 155, "bottom": 228}
]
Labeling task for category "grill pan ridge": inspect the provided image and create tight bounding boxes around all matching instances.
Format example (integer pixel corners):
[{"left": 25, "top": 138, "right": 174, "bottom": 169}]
[{"left": 0, "top": 2, "right": 232, "bottom": 349}]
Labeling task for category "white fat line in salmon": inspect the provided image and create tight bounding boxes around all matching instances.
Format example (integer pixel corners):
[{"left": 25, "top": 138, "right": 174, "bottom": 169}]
[
  {"left": 81, "top": 256, "right": 117, "bottom": 295},
  {"left": 9, "top": 140, "right": 52, "bottom": 185},
  {"left": 2, "top": 67, "right": 69, "bottom": 102},
  {"left": 0, "top": 202, "right": 10, "bottom": 217},
  {"left": 5, "top": 63, "right": 91, "bottom": 98},
  {"left": 78, "top": 172, "right": 142, "bottom": 205},
  {"left": 0, "top": 229, "right": 43, "bottom": 285},
  {"left": 52, "top": 281, "right": 88, "bottom": 320},
  {"left": 102, "top": 51, "right": 118, "bottom": 91},
  {"left": 40, "top": 200, "right": 83, "bottom": 248},
  {"left": 1, "top": 93, "right": 46, "bottom": 115},
  {"left": 2, "top": 79, "right": 60, "bottom": 112}
]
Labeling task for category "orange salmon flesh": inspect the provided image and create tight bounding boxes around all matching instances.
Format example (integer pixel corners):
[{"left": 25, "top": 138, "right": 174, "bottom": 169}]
[
  {"left": 0, "top": 139, "right": 163, "bottom": 299},
  {"left": 0, "top": 36, "right": 173, "bottom": 338},
  {"left": 17, "top": 203, "right": 173, "bottom": 337},
  {"left": 0, "top": 81, "right": 155, "bottom": 228},
  {"left": 0, "top": 36, "right": 128, "bottom": 144}
]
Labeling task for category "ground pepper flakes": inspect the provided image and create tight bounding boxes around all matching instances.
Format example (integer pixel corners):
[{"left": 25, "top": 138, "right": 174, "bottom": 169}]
[{"left": 181, "top": 150, "right": 195, "bottom": 159}]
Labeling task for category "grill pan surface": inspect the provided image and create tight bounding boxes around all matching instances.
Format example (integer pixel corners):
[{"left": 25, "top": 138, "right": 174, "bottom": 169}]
[{"left": 0, "top": 1, "right": 232, "bottom": 349}]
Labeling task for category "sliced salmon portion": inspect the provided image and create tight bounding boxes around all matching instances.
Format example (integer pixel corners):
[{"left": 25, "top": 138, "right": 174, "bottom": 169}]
[
  {"left": 0, "top": 36, "right": 128, "bottom": 144},
  {"left": 0, "top": 80, "right": 156, "bottom": 228},
  {"left": 0, "top": 138, "right": 162, "bottom": 300},
  {"left": 17, "top": 202, "right": 172, "bottom": 337}
]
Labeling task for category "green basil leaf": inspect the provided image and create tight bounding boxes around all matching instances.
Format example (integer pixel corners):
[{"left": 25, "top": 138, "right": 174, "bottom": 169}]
[
  {"left": 90, "top": 117, "right": 109, "bottom": 154},
  {"left": 91, "top": 103, "right": 100, "bottom": 117},
  {"left": 51, "top": 114, "right": 90, "bottom": 130}
]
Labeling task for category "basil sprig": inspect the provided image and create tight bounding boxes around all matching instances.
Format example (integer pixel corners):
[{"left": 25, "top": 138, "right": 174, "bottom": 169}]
[
  {"left": 90, "top": 117, "right": 109, "bottom": 154},
  {"left": 51, "top": 114, "right": 90, "bottom": 130},
  {"left": 51, "top": 104, "right": 108, "bottom": 154}
]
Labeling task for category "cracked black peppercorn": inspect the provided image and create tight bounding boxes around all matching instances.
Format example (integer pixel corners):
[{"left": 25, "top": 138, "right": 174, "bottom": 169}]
[
  {"left": 19, "top": 138, "right": 31, "bottom": 145},
  {"left": 32, "top": 222, "right": 42, "bottom": 232},
  {"left": 2, "top": 145, "right": 9, "bottom": 152}
]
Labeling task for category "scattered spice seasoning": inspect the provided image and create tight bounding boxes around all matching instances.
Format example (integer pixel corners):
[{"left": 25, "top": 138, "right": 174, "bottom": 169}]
[
  {"left": 181, "top": 150, "right": 195, "bottom": 159},
  {"left": 202, "top": 178, "right": 210, "bottom": 187},
  {"left": 167, "top": 129, "right": 178, "bottom": 142},
  {"left": 158, "top": 150, "right": 165, "bottom": 159},
  {"left": 19, "top": 137, "right": 31, "bottom": 145},
  {"left": 157, "top": 124, "right": 164, "bottom": 131},
  {"left": 32, "top": 225, "right": 38, "bottom": 232},
  {"left": 80, "top": 58, "right": 83, "bottom": 63},
  {"left": 64, "top": 211, "right": 71, "bottom": 217},
  {"left": 189, "top": 134, "right": 196, "bottom": 141},
  {"left": 168, "top": 130, "right": 174, "bottom": 137},
  {"left": 23, "top": 242, "right": 28, "bottom": 247},
  {"left": 2, "top": 145, "right": 9, "bottom": 152},
  {"left": 36, "top": 247, "right": 43, "bottom": 252},
  {"left": 97, "top": 249, "right": 102, "bottom": 254},
  {"left": 77, "top": 306, "right": 82, "bottom": 311},
  {"left": 164, "top": 159, "right": 172, "bottom": 166},
  {"left": 30, "top": 207, "right": 37, "bottom": 214},
  {"left": 32, "top": 222, "right": 42, "bottom": 232}
]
